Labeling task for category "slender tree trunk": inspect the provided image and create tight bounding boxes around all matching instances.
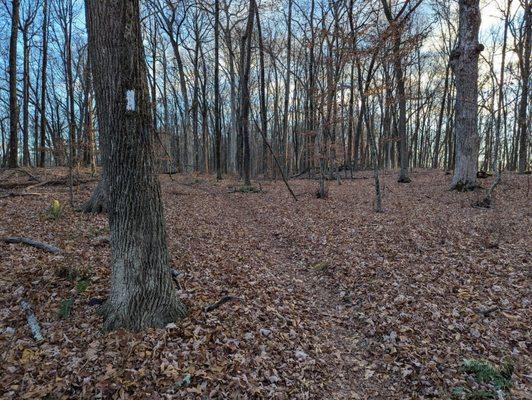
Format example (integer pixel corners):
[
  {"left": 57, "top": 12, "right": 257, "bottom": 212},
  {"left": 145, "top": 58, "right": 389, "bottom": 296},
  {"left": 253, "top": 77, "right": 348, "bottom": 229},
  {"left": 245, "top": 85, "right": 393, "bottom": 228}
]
[
  {"left": 85, "top": 0, "right": 187, "bottom": 331},
  {"left": 255, "top": 5, "right": 268, "bottom": 176},
  {"left": 22, "top": 29, "right": 31, "bottom": 166},
  {"left": 433, "top": 64, "right": 450, "bottom": 168},
  {"left": 450, "top": 0, "right": 483, "bottom": 190},
  {"left": 39, "top": 0, "right": 48, "bottom": 167},
  {"left": 214, "top": 0, "right": 222, "bottom": 180},
  {"left": 492, "top": 0, "right": 511, "bottom": 176},
  {"left": 240, "top": 0, "right": 255, "bottom": 186},
  {"left": 518, "top": 0, "right": 531, "bottom": 173},
  {"left": 8, "top": 0, "right": 20, "bottom": 168},
  {"left": 281, "top": 0, "right": 292, "bottom": 175}
]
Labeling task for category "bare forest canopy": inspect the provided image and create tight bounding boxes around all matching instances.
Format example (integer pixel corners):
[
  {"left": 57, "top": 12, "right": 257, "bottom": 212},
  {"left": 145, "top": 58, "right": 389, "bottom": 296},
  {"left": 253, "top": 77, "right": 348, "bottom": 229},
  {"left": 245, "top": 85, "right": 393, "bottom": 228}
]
[{"left": 0, "top": 0, "right": 530, "bottom": 176}]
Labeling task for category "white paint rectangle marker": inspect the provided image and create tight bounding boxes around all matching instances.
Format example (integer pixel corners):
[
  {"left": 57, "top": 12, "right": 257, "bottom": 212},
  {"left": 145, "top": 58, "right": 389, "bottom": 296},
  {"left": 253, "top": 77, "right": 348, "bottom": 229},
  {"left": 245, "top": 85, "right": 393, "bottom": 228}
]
[{"left": 126, "top": 90, "right": 135, "bottom": 111}]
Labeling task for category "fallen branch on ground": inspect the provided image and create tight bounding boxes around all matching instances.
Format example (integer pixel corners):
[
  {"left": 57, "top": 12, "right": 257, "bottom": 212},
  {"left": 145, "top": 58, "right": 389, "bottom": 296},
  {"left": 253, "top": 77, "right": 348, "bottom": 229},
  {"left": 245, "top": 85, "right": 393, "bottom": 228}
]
[
  {"left": 16, "top": 168, "right": 40, "bottom": 182},
  {"left": 20, "top": 300, "right": 44, "bottom": 341},
  {"left": 0, "top": 192, "right": 43, "bottom": 199},
  {"left": 0, "top": 176, "right": 97, "bottom": 190},
  {"left": 204, "top": 295, "right": 241, "bottom": 313},
  {"left": 4, "top": 237, "right": 61, "bottom": 254}
]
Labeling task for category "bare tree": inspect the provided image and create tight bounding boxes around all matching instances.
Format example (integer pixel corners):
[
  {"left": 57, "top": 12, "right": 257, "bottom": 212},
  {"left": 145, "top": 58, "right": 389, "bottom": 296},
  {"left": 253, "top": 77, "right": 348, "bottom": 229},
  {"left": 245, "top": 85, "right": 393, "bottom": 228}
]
[
  {"left": 85, "top": 0, "right": 187, "bottom": 330},
  {"left": 239, "top": 0, "right": 255, "bottom": 186},
  {"left": 517, "top": 0, "right": 531, "bottom": 173},
  {"left": 8, "top": 0, "right": 20, "bottom": 168},
  {"left": 38, "top": 0, "right": 48, "bottom": 167},
  {"left": 450, "top": 0, "right": 483, "bottom": 190}
]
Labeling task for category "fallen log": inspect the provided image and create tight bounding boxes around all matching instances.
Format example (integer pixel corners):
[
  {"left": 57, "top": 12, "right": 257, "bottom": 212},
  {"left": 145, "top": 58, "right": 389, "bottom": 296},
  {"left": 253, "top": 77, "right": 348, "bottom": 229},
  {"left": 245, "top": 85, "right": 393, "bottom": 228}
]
[
  {"left": 20, "top": 300, "right": 44, "bottom": 341},
  {"left": 3, "top": 237, "right": 61, "bottom": 254}
]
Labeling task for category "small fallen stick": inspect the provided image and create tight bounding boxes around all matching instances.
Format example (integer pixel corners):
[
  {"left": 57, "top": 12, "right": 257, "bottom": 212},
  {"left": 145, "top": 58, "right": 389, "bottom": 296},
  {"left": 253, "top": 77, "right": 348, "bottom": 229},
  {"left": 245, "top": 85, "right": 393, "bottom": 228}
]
[
  {"left": 20, "top": 300, "right": 44, "bottom": 342},
  {"left": 4, "top": 237, "right": 61, "bottom": 254},
  {"left": 204, "top": 295, "right": 241, "bottom": 313}
]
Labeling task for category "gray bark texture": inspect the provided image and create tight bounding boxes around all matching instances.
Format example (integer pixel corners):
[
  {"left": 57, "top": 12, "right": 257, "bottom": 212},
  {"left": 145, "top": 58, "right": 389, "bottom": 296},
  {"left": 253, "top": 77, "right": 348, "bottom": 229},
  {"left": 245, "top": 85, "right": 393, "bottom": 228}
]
[
  {"left": 450, "top": 0, "right": 483, "bottom": 190},
  {"left": 518, "top": 0, "right": 531, "bottom": 173},
  {"left": 8, "top": 0, "right": 20, "bottom": 168},
  {"left": 85, "top": 0, "right": 187, "bottom": 331}
]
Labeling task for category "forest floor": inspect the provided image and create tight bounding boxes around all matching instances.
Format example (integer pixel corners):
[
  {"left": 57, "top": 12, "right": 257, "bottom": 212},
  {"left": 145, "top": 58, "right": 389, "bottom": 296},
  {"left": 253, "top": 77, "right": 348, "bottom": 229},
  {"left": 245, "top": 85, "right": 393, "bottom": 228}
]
[{"left": 0, "top": 168, "right": 530, "bottom": 399}]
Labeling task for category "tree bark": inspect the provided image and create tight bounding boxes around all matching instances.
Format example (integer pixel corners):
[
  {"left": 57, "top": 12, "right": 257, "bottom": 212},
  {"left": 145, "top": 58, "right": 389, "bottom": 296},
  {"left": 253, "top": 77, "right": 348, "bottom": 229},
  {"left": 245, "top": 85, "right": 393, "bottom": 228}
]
[
  {"left": 214, "top": 0, "right": 222, "bottom": 180},
  {"left": 450, "top": 0, "right": 483, "bottom": 190},
  {"left": 39, "top": 0, "right": 48, "bottom": 167},
  {"left": 8, "top": 0, "right": 20, "bottom": 168},
  {"left": 256, "top": 5, "right": 269, "bottom": 175},
  {"left": 85, "top": 0, "right": 187, "bottom": 331},
  {"left": 240, "top": 0, "right": 255, "bottom": 186},
  {"left": 21, "top": 28, "right": 31, "bottom": 166},
  {"left": 518, "top": 0, "right": 531, "bottom": 173}
]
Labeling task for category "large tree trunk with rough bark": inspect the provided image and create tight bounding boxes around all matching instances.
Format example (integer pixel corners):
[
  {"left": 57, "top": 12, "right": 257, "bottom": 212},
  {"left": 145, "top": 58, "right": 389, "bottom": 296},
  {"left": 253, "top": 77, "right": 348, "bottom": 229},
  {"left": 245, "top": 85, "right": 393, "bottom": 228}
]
[
  {"left": 393, "top": 34, "right": 411, "bottom": 183},
  {"left": 450, "top": 0, "right": 483, "bottom": 190},
  {"left": 85, "top": 0, "right": 187, "bottom": 331}
]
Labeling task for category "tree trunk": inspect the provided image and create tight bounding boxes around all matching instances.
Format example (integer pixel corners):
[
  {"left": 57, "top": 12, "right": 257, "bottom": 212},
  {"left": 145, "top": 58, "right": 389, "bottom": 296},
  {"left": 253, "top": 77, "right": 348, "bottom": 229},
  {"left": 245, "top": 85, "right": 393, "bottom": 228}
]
[
  {"left": 433, "top": 64, "right": 450, "bottom": 168},
  {"left": 240, "top": 0, "right": 255, "bottom": 186},
  {"left": 393, "top": 34, "right": 411, "bottom": 183},
  {"left": 85, "top": 0, "right": 186, "bottom": 331},
  {"left": 280, "top": 0, "right": 292, "bottom": 175},
  {"left": 22, "top": 29, "right": 31, "bottom": 166},
  {"left": 492, "top": 0, "right": 511, "bottom": 175},
  {"left": 518, "top": 0, "right": 531, "bottom": 173},
  {"left": 39, "top": 0, "right": 48, "bottom": 167},
  {"left": 450, "top": 0, "right": 483, "bottom": 190},
  {"left": 256, "top": 5, "right": 269, "bottom": 175},
  {"left": 214, "top": 0, "right": 222, "bottom": 180},
  {"left": 8, "top": 0, "right": 20, "bottom": 168}
]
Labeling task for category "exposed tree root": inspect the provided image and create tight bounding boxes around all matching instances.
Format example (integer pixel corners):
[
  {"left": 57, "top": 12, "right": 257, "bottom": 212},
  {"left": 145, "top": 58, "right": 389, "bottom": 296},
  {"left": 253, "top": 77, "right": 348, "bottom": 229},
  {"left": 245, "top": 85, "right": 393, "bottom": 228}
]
[
  {"left": 99, "top": 297, "right": 187, "bottom": 332},
  {"left": 451, "top": 180, "right": 480, "bottom": 192},
  {"left": 82, "top": 179, "right": 108, "bottom": 213},
  {"left": 397, "top": 176, "right": 412, "bottom": 183}
]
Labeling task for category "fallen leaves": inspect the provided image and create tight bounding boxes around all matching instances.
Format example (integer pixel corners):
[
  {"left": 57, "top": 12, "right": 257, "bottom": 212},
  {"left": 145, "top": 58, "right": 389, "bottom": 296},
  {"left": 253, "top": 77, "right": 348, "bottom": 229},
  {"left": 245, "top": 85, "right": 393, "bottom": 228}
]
[{"left": 0, "top": 169, "right": 530, "bottom": 398}]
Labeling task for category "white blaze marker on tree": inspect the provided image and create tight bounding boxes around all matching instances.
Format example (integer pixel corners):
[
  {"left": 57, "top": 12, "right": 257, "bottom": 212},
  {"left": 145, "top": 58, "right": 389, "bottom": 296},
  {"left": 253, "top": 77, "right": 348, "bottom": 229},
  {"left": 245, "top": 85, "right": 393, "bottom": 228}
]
[{"left": 126, "top": 90, "right": 135, "bottom": 111}]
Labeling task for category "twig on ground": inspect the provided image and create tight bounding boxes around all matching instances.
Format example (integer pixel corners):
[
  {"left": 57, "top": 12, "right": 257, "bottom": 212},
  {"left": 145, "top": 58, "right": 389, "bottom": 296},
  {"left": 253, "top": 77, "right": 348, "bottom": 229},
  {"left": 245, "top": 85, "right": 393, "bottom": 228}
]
[{"left": 204, "top": 295, "right": 241, "bottom": 312}]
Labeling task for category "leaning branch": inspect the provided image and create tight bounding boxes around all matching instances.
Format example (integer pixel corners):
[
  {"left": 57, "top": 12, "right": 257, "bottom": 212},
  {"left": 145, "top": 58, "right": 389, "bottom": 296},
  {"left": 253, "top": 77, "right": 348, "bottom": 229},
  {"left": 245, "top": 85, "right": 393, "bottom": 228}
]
[{"left": 252, "top": 116, "right": 298, "bottom": 201}]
